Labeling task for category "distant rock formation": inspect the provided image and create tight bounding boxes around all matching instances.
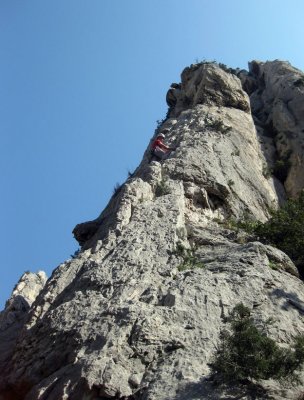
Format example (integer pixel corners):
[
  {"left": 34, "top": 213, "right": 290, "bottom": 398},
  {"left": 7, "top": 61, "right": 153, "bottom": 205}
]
[
  {"left": 1, "top": 60, "right": 304, "bottom": 400},
  {"left": 0, "top": 271, "right": 47, "bottom": 394}
]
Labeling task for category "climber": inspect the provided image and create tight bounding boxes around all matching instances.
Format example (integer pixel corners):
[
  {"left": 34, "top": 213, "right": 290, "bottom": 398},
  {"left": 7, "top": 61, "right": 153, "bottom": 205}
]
[{"left": 150, "top": 132, "right": 175, "bottom": 161}]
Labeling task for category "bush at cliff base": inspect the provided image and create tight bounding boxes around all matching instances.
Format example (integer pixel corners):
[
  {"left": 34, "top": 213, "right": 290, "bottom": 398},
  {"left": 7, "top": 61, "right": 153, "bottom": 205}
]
[
  {"left": 255, "top": 191, "right": 304, "bottom": 277},
  {"left": 211, "top": 303, "right": 304, "bottom": 383}
]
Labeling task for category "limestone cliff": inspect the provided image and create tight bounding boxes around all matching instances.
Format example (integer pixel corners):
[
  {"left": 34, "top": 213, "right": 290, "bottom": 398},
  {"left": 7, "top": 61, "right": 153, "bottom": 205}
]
[{"left": 1, "top": 60, "right": 304, "bottom": 400}]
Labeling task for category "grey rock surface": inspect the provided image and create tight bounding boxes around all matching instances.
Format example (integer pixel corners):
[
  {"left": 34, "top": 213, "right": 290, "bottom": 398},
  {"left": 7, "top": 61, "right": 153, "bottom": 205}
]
[
  {"left": 1, "top": 61, "right": 304, "bottom": 400},
  {"left": 0, "top": 271, "right": 47, "bottom": 387},
  {"left": 240, "top": 60, "right": 304, "bottom": 198}
]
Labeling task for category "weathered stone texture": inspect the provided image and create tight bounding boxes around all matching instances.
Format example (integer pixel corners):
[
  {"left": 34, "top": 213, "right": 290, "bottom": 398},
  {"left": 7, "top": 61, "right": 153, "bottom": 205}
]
[
  {"left": 240, "top": 60, "right": 304, "bottom": 198},
  {"left": 167, "top": 63, "right": 250, "bottom": 117},
  {"left": 0, "top": 271, "right": 47, "bottom": 392},
  {"left": 1, "top": 61, "right": 304, "bottom": 400}
]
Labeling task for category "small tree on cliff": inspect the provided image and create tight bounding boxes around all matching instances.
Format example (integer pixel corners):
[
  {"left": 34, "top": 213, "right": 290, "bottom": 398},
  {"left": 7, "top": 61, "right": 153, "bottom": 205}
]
[
  {"left": 255, "top": 191, "right": 304, "bottom": 277},
  {"left": 211, "top": 303, "right": 304, "bottom": 383}
]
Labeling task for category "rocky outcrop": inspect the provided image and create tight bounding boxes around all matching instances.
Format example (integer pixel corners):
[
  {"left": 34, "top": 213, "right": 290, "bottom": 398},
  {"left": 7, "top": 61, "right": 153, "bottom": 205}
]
[
  {"left": 0, "top": 271, "right": 47, "bottom": 388},
  {"left": 1, "top": 61, "right": 304, "bottom": 400},
  {"left": 240, "top": 60, "right": 304, "bottom": 198},
  {"left": 166, "top": 62, "right": 250, "bottom": 117}
]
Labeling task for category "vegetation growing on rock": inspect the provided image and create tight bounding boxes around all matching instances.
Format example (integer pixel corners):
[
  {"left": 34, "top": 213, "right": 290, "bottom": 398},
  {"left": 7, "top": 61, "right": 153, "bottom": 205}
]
[
  {"left": 174, "top": 242, "right": 205, "bottom": 271},
  {"left": 155, "top": 179, "right": 171, "bottom": 197},
  {"left": 224, "top": 192, "right": 304, "bottom": 276},
  {"left": 212, "top": 303, "right": 304, "bottom": 383},
  {"left": 254, "top": 192, "right": 304, "bottom": 277},
  {"left": 203, "top": 114, "right": 232, "bottom": 134}
]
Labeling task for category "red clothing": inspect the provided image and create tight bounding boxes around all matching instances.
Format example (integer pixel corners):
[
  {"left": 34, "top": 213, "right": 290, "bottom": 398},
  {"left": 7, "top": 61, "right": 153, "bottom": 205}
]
[{"left": 151, "top": 138, "right": 169, "bottom": 151}]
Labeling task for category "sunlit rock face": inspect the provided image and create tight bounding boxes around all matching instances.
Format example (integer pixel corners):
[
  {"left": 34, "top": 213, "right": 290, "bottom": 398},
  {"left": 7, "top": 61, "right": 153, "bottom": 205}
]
[{"left": 1, "top": 61, "right": 304, "bottom": 400}]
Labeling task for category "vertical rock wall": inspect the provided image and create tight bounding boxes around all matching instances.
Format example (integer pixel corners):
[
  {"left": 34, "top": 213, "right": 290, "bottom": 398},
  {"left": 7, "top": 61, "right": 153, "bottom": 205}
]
[{"left": 240, "top": 60, "right": 304, "bottom": 198}]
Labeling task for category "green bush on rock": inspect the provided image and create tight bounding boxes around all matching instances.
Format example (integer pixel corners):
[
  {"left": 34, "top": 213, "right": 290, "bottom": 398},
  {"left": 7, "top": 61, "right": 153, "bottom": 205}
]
[
  {"left": 174, "top": 242, "right": 205, "bottom": 271},
  {"left": 155, "top": 179, "right": 171, "bottom": 197},
  {"left": 224, "top": 192, "right": 304, "bottom": 277},
  {"left": 255, "top": 192, "right": 304, "bottom": 277},
  {"left": 211, "top": 304, "right": 304, "bottom": 383}
]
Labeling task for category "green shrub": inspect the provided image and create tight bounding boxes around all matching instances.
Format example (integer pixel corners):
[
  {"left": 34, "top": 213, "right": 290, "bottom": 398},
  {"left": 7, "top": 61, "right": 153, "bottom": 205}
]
[
  {"left": 127, "top": 169, "right": 134, "bottom": 178},
  {"left": 193, "top": 58, "right": 217, "bottom": 66},
  {"left": 222, "top": 194, "right": 304, "bottom": 276},
  {"left": 155, "top": 179, "right": 171, "bottom": 197},
  {"left": 235, "top": 217, "right": 260, "bottom": 234},
  {"left": 192, "top": 60, "right": 239, "bottom": 76},
  {"left": 262, "top": 163, "right": 272, "bottom": 179},
  {"left": 70, "top": 248, "right": 81, "bottom": 259},
  {"left": 156, "top": 117, "right": 167, "bottom": 130},
  {"left": 211, "top": 304, "right": 304, "bottom": 383},
  {"left": 272, "top": 153, "right": 292, "bottom": 182},
  {"left": 254, "top": 192, "right": 304, "bottom": 276},
  {"left": 113, "top": 182, "right": 122, "bottom": 196},
  {"left": 218, "top": 62, "right": 239, "bottom": 76},
  {"left": 269, "top": 261, "right": 280, "bottom": 270},
  {"left": 221, "top": 216, "right": 259, "bottom": 234},
  {"left": 204, "top": 115, "right": 232, "bottom": 134},
  {"left": 294, "top": 77, "right": 304, "bottom": 87},
  {"left": 174, "top": 242, "right": 205, "bottom": 271}
]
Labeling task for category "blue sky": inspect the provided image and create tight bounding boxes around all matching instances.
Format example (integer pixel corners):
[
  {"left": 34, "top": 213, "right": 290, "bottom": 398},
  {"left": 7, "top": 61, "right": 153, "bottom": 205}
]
[{"left": 1, "top": 0, "right": 304, "bottom": 308}]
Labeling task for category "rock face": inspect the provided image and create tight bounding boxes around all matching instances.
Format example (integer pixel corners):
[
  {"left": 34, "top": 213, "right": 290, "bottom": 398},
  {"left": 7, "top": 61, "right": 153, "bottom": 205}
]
[
  {"left": 1, "top": 61, "right": 304, "bottom": 400},
  {"left": 240, "top": 60, "right": 304, "bottom": 198},
  {"left": 0, "top": 271, "right": 47, "bottom": 390}
]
